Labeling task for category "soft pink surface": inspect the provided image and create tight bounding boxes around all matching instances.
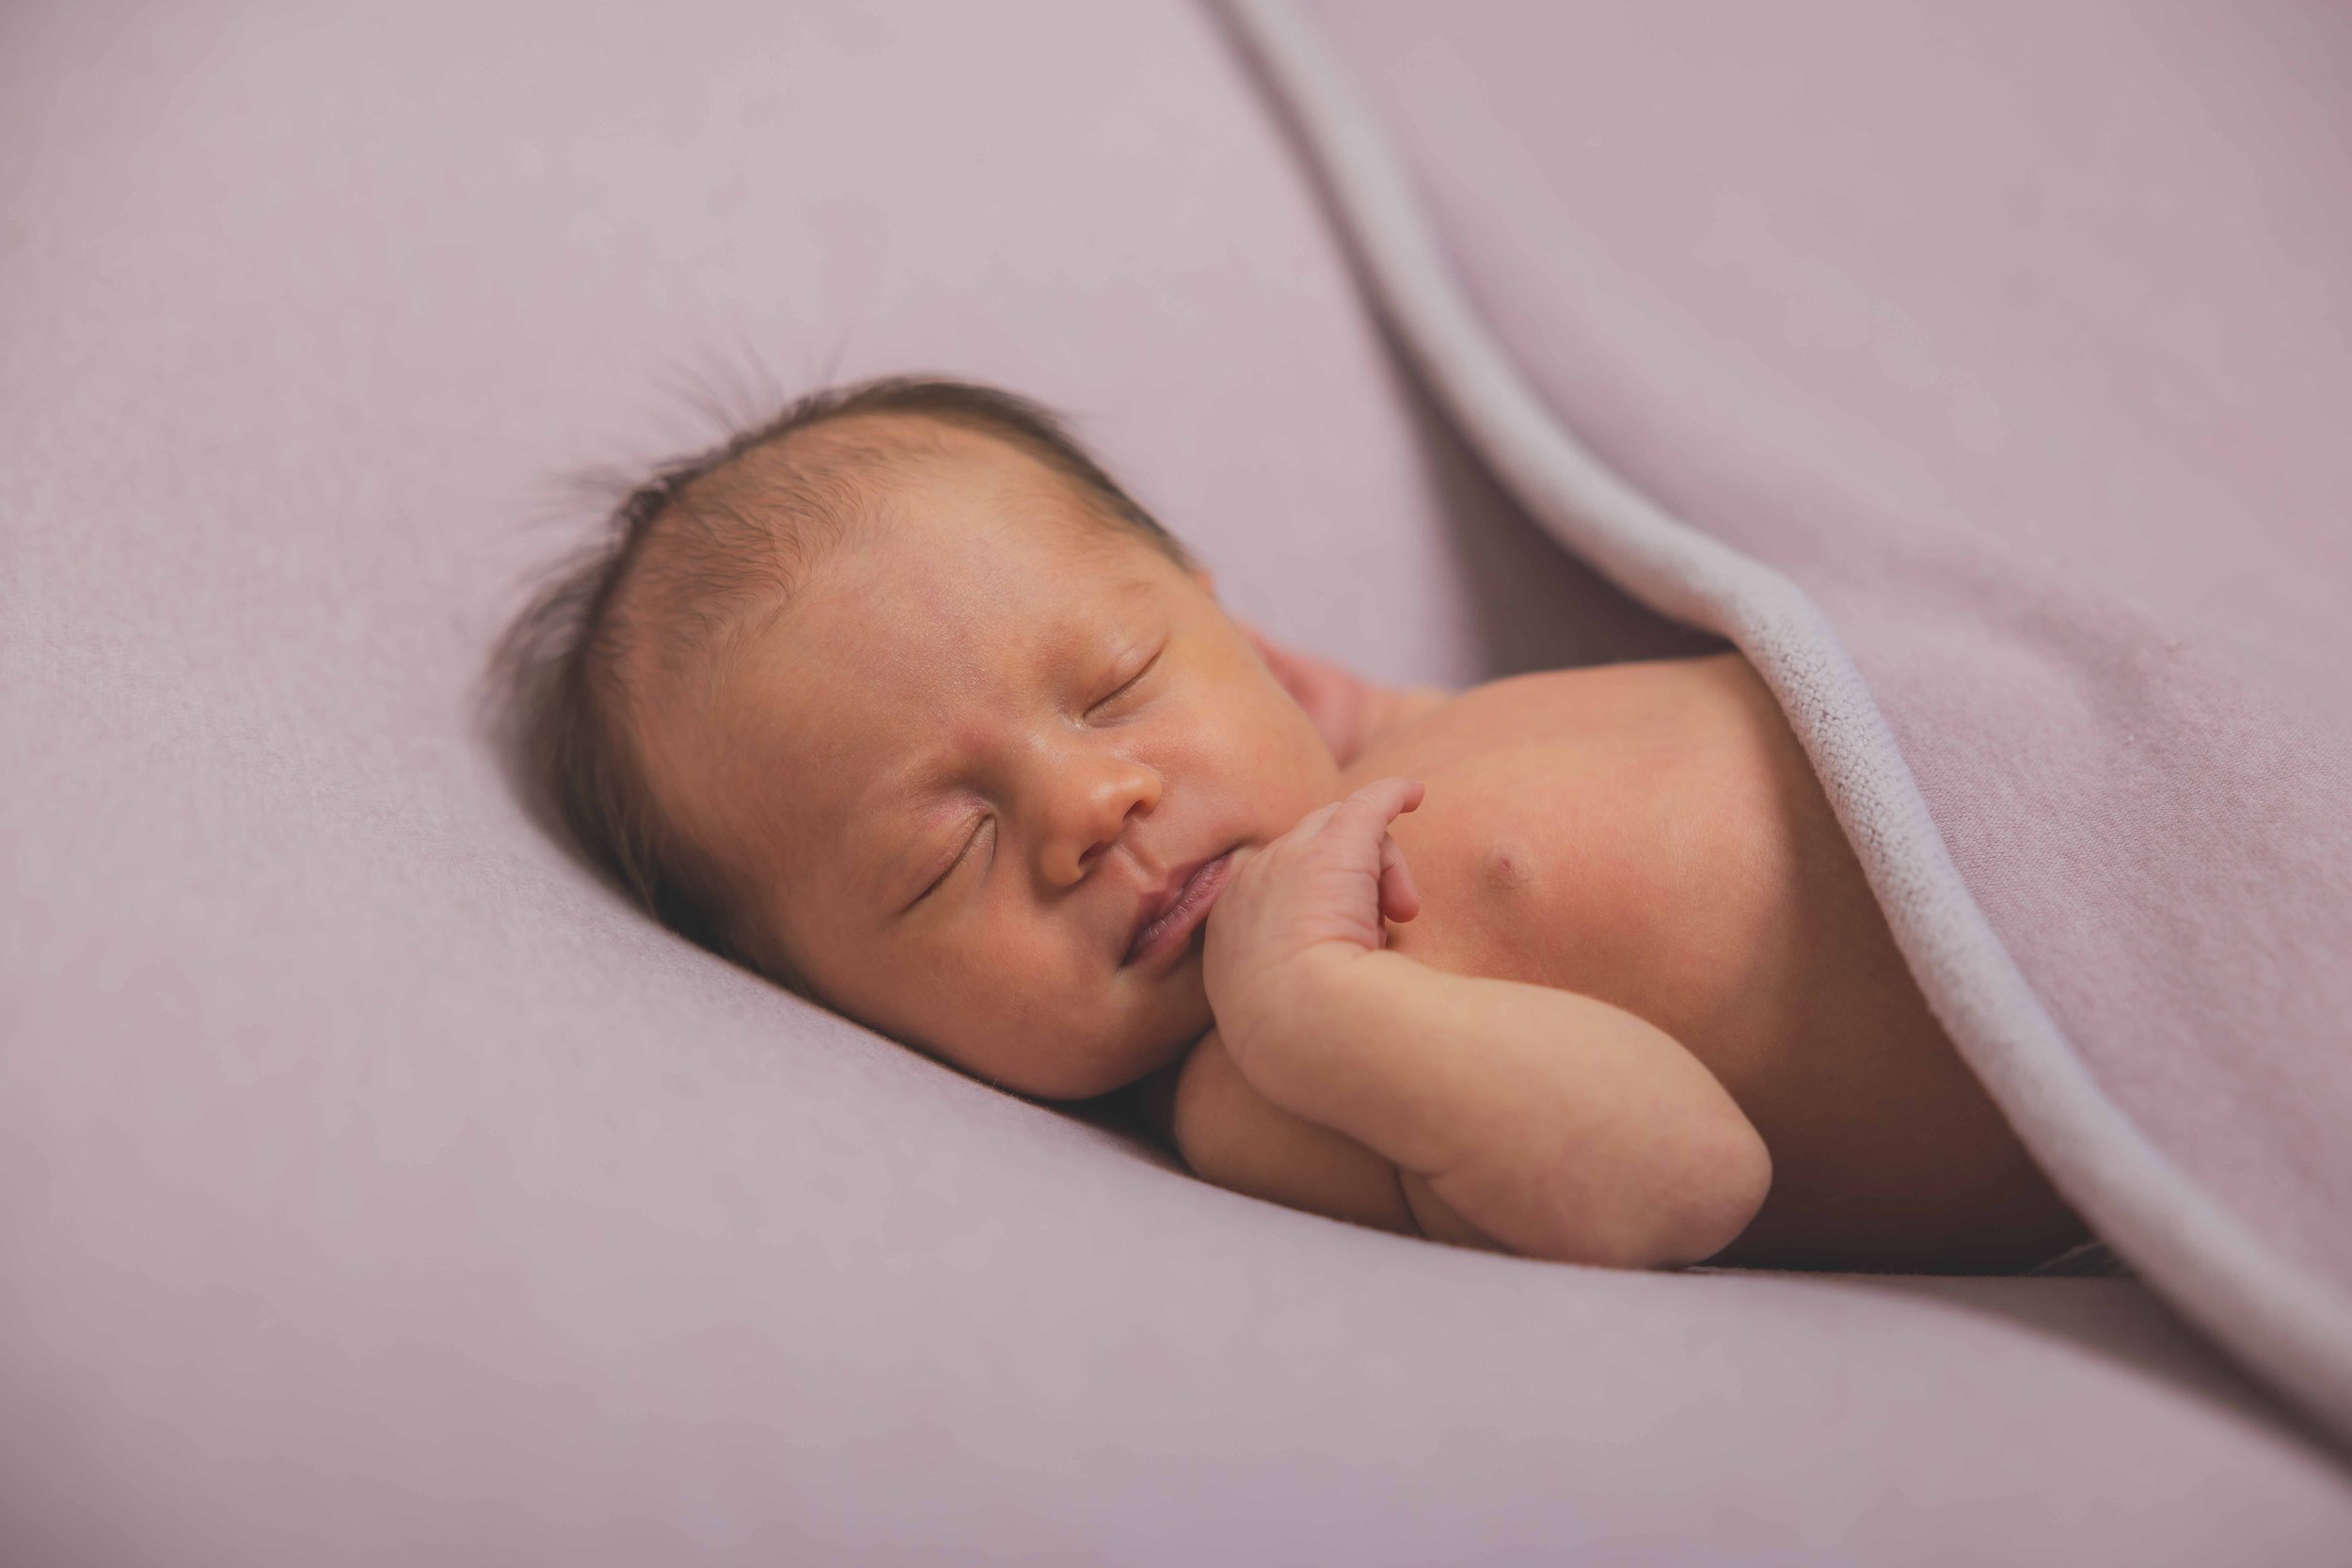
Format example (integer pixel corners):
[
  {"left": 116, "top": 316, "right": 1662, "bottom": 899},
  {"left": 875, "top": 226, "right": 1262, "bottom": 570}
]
[
  {"left": 3, "top": 2, "right": 2347, "bottom": 1562},
  {"left": 1302, "top": 0, "right": 2352, "bottom": 1293}
]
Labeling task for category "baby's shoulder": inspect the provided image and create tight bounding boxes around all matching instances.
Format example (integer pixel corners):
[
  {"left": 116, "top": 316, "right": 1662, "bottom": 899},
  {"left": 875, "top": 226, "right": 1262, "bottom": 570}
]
[
  {"left": 1371, "top": 658, "right": 1763, "bottom": 853},
  {"left": 1347, "top": 654, "right": 1749, "bottom": 773}
]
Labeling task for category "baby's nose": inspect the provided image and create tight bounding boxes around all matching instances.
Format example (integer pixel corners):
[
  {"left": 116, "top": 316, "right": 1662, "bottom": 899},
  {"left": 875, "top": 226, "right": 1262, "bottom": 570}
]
[{"left": 1039, "top": 758, "right": 1161, "bottom": 886}]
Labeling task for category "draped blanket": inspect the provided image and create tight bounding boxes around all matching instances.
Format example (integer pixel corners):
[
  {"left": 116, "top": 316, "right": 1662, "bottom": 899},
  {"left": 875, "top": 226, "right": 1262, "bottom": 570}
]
[{"left": 1230, "top": 0, "right": 2352, "bottom": 1441}]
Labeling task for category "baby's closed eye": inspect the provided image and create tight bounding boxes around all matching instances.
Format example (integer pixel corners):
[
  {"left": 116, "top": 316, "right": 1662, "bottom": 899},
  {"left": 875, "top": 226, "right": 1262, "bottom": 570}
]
[
  {"left": 1086, "top": 644, "right": 1163, "bottom": 721},
  {"left": 910, "top": 816, "right": 992, "bottom": 909}
]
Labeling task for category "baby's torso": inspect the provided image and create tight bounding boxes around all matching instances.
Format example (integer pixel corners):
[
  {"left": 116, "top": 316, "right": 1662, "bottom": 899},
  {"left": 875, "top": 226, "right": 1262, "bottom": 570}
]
[{"left": 1344, "top": 654, "right": 2082, "bottom": 1269}]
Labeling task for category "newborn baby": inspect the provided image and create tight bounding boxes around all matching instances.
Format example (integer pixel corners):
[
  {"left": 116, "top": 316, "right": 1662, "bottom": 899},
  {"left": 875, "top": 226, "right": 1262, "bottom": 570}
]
[{"left": 501, "top": 375, "right": 2087, "bottom": 1272}]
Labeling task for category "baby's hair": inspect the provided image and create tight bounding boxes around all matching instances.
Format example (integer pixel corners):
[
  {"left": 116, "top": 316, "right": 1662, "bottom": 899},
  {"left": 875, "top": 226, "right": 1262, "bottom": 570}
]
[{"left": 489, "top": 374, "right": 1187, "bottom": 977}]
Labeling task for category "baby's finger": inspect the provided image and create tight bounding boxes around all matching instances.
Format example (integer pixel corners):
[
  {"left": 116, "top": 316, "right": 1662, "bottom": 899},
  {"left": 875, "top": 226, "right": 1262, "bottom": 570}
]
[
  {"left": 1279, "top": 799, "right": 1346, "bottom": 846},
  {"left": 1326, "top": 777, "right": 1425, "bottom": 845},
  {"left": 1377, "top": 832, "right": 1422, "bottom": 924}
]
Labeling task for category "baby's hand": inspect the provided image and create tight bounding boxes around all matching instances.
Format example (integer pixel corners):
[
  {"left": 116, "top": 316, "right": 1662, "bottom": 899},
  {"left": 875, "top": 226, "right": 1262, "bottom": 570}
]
[{"left": 1203, "top": 778, "right": 1424, "bottom": 1058}]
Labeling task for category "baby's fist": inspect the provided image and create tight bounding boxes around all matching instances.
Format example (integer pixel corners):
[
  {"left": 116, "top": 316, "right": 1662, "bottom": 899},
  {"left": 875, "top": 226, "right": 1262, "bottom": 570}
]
[{"left": 1202, "top": 778, "right": 1424, "bottom": 1050}]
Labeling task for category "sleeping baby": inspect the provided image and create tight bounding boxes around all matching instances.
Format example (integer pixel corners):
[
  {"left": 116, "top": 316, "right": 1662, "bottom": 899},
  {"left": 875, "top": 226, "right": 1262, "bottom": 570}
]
[{"left": 498, "top": 375, "right": 2090, "bottom": 1272}]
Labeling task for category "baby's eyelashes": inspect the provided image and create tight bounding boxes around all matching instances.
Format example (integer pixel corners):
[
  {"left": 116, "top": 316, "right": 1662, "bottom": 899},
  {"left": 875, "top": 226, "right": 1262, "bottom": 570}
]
[
  {"left": 1085, "top": 645, "right": 1164, "bottom": 721},
  {"left": 909, "top": 816, "right": 990, "bottom": 910}
]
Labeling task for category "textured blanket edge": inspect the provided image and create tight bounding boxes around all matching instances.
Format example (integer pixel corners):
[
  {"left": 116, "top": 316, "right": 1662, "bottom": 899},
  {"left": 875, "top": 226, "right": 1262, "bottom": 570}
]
[{"left": 1220, "top": 0, "right": 2352, "bottom": 1448}]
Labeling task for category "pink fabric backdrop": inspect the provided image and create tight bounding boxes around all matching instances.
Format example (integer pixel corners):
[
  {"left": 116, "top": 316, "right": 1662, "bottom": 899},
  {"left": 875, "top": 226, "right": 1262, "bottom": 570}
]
[{"left": 3, "top": 1, "right": 2347, "bottom": 1560}]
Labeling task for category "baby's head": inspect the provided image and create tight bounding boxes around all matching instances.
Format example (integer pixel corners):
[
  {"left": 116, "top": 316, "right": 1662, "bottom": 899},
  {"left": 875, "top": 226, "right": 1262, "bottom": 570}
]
[{"left": 499, "top": 377, "right": 1338, "bottom": 1099}]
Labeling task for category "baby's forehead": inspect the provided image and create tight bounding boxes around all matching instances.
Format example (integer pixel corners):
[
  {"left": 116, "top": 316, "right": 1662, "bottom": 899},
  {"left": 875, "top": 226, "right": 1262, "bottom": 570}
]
[
  {"left": 781, "top": 531, "right": 1165, "bottom": 704},
  {"left": 630, "top": 409, "right": 1170, "bottom": 791},
  {"left": 755, "top": 544, "right": 1162, "bottom": 756}
]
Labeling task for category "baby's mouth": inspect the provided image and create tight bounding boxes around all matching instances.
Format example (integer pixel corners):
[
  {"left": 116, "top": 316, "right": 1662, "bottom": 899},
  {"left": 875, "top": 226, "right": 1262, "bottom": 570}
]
[{"left": 1122, "top": 851, "right": 1237, "bottom": 968}]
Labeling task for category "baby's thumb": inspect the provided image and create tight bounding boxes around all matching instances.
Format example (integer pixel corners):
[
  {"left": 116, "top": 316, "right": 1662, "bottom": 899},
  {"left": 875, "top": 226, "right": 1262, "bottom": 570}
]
[
  {"left": 1332, "top": 776, "right": 1425, "bottom": 840},
  {"left": 1376, "top": 832, "right": 1422, "bottom": 925}
]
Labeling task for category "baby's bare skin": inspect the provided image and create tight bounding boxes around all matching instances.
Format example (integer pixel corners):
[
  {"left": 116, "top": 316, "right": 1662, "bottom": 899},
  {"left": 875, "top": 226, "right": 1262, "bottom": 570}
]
[
  {"left": 1209, "top": 653, "right": 2088, "bottom": 1270},
  {"left": 625, "top": 411, "right": 2084, "bottom": 1271}
]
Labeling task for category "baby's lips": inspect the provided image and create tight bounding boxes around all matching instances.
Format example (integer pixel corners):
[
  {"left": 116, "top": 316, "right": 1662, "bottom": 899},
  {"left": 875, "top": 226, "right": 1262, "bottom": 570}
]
[{"left": 1125, "top": 847, "right": 1247, "bottom": 968}]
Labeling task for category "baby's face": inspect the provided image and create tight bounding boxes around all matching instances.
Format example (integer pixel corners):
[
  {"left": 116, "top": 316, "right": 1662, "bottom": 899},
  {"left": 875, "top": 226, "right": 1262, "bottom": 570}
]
[{"left": 640, "top": 422, "right": 1338, "bottom": 1099}]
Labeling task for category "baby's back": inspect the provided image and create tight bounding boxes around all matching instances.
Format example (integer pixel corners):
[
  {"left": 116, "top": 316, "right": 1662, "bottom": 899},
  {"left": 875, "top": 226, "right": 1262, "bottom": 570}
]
[{"left": 1352, "top": 654, "right": 2082, "bottom": 1269}]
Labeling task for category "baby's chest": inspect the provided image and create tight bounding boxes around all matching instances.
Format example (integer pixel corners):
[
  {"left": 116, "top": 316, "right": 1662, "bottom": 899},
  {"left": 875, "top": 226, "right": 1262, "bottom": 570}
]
[
  {"left": 1375, "top": 732, "right": 1805, "bottom": 1037},
  {"left": 1377, "top": 747, "right": 1621, "bottom": 978}
]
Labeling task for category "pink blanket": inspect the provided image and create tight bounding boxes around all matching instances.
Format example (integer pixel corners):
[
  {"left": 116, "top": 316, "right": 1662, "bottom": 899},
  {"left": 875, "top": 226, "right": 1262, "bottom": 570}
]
[{"left": 1240, "top": 0, "right": 2352, "bottom": 1440}]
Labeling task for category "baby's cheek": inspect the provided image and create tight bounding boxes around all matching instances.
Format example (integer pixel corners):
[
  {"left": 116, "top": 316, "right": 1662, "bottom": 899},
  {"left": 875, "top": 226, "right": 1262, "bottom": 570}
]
[
  {"left": 1245, "top": 692, "right": 1343, "bottom": 816},
  {"left": 919, "top": 934, "right": 1109, "bottom": 1075}
]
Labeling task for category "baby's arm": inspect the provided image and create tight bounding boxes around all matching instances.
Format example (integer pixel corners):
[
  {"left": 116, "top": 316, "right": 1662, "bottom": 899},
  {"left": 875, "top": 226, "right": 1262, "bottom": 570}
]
[
  {"left": 1200, "top": 781, "right": 1772, "bottom": 1268},
  {"left": 1172, "top": 1028, "right": 1508, "bottom": 1250}
]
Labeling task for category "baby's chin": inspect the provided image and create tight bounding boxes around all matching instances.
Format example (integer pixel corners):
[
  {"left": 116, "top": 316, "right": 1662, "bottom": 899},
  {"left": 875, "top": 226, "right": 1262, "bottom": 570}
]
[
  {"left": 1129, "top": 946, "right": 1216, "bottom": 1057},
  {"left": 966, "top": 966, "right": 1214, "bottom": 1101}
]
